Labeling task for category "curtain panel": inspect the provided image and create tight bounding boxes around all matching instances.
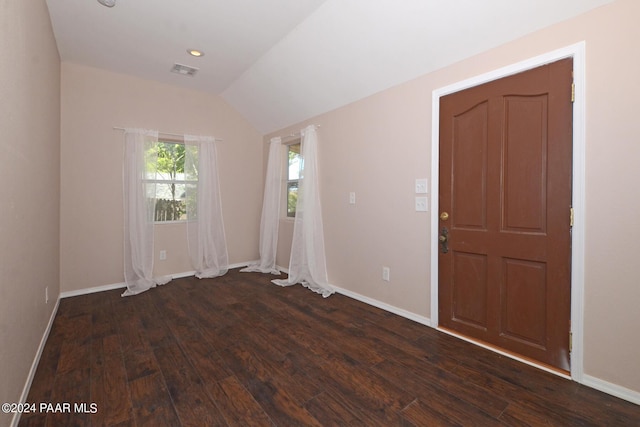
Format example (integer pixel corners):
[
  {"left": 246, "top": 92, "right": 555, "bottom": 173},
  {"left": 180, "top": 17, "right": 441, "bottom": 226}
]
[
  {"left": 241, "top": 136, "right": 283, "bottom": 275},
  {"left": 184, "top": 134, "right": 229, "bottom": 278},
  {"left": 122, "top": 128, "right": 171, "bottom": 296},
  {"left": 273, "top": 125, "right": 334, "bottom": 297}
]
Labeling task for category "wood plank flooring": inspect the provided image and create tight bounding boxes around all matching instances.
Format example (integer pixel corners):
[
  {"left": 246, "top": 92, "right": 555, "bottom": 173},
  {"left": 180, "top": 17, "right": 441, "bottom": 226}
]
[{"left": 19, "top": 269, "right": 640, "bottom": 426}]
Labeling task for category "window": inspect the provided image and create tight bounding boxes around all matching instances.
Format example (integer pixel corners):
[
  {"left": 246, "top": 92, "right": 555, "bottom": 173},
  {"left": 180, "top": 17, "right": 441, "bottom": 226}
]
[
  {"left": 145, "top": 140, "right": 195, "bottom": 222},
  {"left": 287, "top": 142, "right": 302, "bottom": 217}
]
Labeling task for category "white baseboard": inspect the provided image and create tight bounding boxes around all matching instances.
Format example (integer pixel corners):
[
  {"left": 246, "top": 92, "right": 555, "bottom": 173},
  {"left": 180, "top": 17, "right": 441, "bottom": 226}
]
[
  {"left": 60, "top": 281, "right": 127, "bottom": 298},
  {"left": 332, "top": 286, "right": 432, "bottom": 327},
  {"left": 11, "top": 297, "right": 60, "bottom": 427},
  {"left": 582, "top": 375, "right": 640, "bottom": 405},
  {"left": 169, "top": 270, "right": 197, "bottom": 279},
  {"left": 59, "top": 262, "right": 254, "bottom": 299}
]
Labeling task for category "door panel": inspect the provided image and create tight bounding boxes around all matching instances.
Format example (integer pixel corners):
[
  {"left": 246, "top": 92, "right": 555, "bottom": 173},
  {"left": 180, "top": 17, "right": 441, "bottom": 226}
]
[
  {"left": 501, "top": 258, "right": 547, "bottom": 349},
  {"left": 503, "top": 95, "right": 548, "bottom": 233},
  {"left": 452, "top": 251, "right": 488, "bottom": 330},
  {"left": 452, "top": 101, "right": 488, "bottom": 230},
  {"left": 439, "top": 58, "right": 573, "bottom": 371}
]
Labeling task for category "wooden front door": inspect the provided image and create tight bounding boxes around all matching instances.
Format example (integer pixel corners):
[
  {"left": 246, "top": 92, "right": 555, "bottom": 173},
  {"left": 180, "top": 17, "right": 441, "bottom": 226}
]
[{"left": 438, "top": 58, "right": 573, "bottom": 371}]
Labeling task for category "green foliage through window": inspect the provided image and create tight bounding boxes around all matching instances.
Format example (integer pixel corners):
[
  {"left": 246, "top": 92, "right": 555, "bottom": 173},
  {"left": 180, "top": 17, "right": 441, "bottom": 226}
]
[
  {"left": 147, "top": 141, "right": 191, "bottom": 222},
  {"left": 287, "top": 143, "right": 302, "bottom": 217}
]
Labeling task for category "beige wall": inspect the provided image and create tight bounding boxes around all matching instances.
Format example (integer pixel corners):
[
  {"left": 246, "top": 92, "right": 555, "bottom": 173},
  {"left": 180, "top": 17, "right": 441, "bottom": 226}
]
[
  {"left": 60, "top": 63, "right": 263, "bottom": 293},
  {"left": 270, "top": 0, "right": 640, "bottom": 394},
  {"left": 0, "top": 1, "right": 61, "bottom": 425}
]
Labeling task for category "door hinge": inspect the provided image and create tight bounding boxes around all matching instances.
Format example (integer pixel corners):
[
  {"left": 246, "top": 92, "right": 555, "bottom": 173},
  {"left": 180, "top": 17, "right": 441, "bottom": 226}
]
[
  {"left": 571, "top": 82, "right": 575, "bottom": 102},
  {"left": 570, "top": 207, "right": 574, "bottom": 228},
  {"left": 569, "top": 331, "right": 573, "bottom": 353}
]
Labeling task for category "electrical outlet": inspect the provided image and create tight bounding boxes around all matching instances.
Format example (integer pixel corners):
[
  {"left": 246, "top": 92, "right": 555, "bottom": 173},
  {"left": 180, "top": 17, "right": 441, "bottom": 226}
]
[
  {"left": 349, "top": 192, "right": 356, "bottom": 205},
  {"left": 382, "top": 266, "right": 390, "bottom": 282},
  {"left": 159, "top": 250, "right": 167, "bottom": 260}
]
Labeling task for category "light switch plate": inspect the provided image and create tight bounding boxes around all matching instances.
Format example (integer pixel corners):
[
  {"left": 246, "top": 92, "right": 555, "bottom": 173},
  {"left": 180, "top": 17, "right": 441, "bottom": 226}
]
[
  {"left": 415, "top": 196, "right": 428, "bottom": 212},
  {"left": 349, "top": 192, "right": 356, "bottom": 205},
  {"left": 415, "top": 178, "right": 428, "bottom": 194}
]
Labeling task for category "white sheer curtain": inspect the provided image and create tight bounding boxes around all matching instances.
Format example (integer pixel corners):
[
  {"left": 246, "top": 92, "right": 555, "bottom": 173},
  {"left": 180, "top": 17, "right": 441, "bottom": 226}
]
[
  {"left": 184, "top": 134, "right": 229, "bottom": 278},
  {"left": 273, "top": 125, "right": 334, "bottom": 297},
  {"left": 241, "top": 137, "right": 283, "bottom": 275},
  {"left": 122, "top": 128, "right": 171, "bottom": 296}
]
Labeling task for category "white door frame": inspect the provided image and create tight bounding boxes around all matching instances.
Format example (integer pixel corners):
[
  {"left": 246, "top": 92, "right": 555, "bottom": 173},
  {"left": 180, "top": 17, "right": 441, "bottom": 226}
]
[{"left": 429, "top": 42, "right": 586, "bottom": 382}]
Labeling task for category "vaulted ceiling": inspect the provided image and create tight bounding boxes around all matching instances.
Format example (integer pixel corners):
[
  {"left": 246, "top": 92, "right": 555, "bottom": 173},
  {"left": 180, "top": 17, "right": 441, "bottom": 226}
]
[{"left": 46, "top": 0, "right": 613, "bottom": 133}]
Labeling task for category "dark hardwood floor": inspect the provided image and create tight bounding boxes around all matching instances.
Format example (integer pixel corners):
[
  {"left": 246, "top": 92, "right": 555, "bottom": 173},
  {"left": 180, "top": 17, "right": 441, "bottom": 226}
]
[{"left": 19, "top": 269, "right": 640, "bottom": 426}]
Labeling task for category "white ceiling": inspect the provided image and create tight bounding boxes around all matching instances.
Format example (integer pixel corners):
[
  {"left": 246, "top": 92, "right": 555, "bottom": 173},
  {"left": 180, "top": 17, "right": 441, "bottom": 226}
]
[{"left": 46, "top": 0, "right": 614, "bottom": 134}]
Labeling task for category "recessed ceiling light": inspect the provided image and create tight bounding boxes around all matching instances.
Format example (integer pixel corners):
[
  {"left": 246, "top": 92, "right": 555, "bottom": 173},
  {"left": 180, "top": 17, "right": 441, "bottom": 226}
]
[
  {"left": 187, "top": 49, "right": 204, "bottom": 57},
  {"left": 98, "top": 0, "right": 116, "bottom": 7}
]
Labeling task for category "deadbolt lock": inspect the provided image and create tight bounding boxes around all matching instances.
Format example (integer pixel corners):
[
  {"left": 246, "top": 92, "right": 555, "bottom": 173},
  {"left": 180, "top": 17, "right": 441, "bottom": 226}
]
[{"left": 440, "top": 212, "right": 449, "bottom": 221}]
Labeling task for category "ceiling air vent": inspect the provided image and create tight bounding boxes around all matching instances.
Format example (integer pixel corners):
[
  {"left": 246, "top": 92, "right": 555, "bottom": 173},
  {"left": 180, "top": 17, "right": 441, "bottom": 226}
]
[{"left": 171, "top": 63, "right": 199, "bottom": 77}]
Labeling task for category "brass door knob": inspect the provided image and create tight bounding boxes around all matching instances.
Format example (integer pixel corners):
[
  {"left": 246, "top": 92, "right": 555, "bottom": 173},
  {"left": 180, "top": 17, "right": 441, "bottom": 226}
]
[
  {"left": 439, "top": 226, "right": 449, "bottom": 253},
  {"left": 440, "top": 212, "right": 449, "bottom": 221}
]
